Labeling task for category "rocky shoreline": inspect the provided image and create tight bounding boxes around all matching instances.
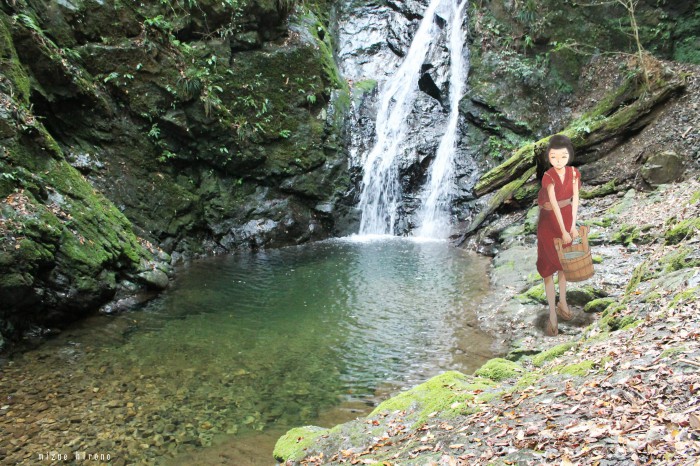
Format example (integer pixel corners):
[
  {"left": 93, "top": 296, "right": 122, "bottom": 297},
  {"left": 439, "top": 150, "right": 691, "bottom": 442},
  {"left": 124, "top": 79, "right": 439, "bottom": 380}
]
[{"left": 273, "top": 176, "right": 700, "bottom": 464}]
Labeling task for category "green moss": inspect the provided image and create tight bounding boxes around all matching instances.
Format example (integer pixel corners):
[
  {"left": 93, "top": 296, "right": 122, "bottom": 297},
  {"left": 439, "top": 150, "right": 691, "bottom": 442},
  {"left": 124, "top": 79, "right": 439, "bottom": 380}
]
[
  {"left": 353, "top": 79, "right": 377, "bottom": 92},
  {"left": 531, "top": 342, "right": 576, "bottom": 367},
  {"left": 625, "top": 260, "right": 651, "bottom": 296},
  {"left": 610, "top": 224, "right": 640, "bottom": 246},
  {"left": 641, "top": 291, "right": 662, "bottom": 303},
  {"left": 370, "top": 371, "right": 496, "bottom": 426},
  {"left": 690, "top": 190, "right": 700, "bottom": 205},
  {"left": 661, "top": 247, "right": 700, "bottom": 272},
  {"left": 600, "top": 308, "right": 638, "bottom": 331},
  {"left": 512, "top": 371, "right": 541, "bottom": 391},
  {"left": 588, "top": 215, "right": 615, "bottom": 228},
  {"left": 0, "top": 15, "right": 31, "bottom": 104},
  {"left": 665, "top": 218, "right": 700, "bottom": 245},
  {"left": 592, "top": 255, "right": 603, "bottom": 264},
  {"left": 474, "top": 358, "right": 524, "bottom": 382},
  {"left": 660, "top": 346, "right": 687, "bottom": 359},
  {"left": 669, "top": 287, "right": 699, "bottom": 310},
  {"left": 580, "top": 180, "right": 618, "bottom": 200},
  {"left": 601, "top": 303, "right": 625, "bottom": 318},
  {"left": 553, "top": 359, "right": 596, "bottom": 377},
  {"left": 517, "top": 283, "right": 546, "bottom": 304},
  {"left": 273, "top": 425, "right": 328, "bottom": 463},
  {"left": 617, "top": 316, "right": 640, "bottom": 330},
  {"left": 583, "top": 297, "right": 615, "bottom": 313}
]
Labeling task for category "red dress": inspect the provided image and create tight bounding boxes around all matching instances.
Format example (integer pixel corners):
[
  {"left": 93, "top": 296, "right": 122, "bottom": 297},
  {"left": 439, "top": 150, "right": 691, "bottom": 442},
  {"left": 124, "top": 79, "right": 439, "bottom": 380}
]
[{"left": 536, "top": 166, "right": 581, "bottom": 278}]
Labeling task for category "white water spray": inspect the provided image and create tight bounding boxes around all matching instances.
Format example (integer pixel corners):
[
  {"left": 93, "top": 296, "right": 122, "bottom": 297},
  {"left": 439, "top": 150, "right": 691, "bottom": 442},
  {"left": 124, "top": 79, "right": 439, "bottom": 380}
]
[
  {"left": 356, "top": 0, "right": 469, "bottom": 238},
  {"left": 356, "top": 0, "right": 443, "bottom": 235},
  {"left": 415, "top": 0, "right": 469, "bottom": 238}
]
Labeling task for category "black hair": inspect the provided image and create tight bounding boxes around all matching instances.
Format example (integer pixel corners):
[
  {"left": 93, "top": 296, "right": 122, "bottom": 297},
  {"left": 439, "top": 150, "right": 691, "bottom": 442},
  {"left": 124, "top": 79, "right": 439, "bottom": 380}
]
[{"left": 536, "top": 134, "right": 575, "bottom": 182}]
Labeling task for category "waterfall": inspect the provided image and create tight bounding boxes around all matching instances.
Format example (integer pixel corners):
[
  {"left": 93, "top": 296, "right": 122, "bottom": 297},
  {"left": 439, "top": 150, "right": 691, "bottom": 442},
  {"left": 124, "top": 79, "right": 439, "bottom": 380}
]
[
  {"left": 415, "top": 0, "right": 469, "bottom": 238},
  {"left": 355, "top": 0, "right": 469, "bottom": 238},
  {"left": 356, "top": 0, "right": 443, "bottom": 236}
]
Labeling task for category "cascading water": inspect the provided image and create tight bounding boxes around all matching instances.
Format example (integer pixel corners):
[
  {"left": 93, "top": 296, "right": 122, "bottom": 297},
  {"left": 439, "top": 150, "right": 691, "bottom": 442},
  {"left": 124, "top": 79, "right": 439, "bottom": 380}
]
[
  {"left": 354, "top": 0, "right": 469, "bottom": 238},
  {"left": 415, "top": 0, "right": 469, "bottom": 238},
  {"left": 356, "top": 0, "right": 444, "bottom": 236}
]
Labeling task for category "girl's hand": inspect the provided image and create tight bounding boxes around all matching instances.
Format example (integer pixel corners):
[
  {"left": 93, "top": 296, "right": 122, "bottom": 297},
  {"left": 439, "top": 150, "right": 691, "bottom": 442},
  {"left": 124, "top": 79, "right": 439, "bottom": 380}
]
[
  {"left": 570, "top": 226, "right": 580, "bottom": 239},
  {"left": 561, "top": 231, "right": 573, "bottom": 244}
]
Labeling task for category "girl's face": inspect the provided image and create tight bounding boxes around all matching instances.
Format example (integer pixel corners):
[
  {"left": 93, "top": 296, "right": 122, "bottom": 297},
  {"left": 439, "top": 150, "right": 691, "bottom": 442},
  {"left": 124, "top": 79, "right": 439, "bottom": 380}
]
[{"left": 548, "top": 148, "right": 570, "bottom": 170}]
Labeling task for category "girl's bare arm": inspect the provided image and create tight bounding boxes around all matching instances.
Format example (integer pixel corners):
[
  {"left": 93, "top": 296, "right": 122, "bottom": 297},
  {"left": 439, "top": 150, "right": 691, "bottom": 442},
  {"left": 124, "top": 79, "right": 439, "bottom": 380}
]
[{"left": 547, "top": 183, "right": 567, "bottom": 237}]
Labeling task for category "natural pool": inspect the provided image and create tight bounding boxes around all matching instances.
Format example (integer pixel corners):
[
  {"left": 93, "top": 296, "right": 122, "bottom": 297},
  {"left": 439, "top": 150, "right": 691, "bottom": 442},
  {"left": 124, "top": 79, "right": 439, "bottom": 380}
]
[{"left": 0, "top": 236, "right": 495, "bottom": 465}]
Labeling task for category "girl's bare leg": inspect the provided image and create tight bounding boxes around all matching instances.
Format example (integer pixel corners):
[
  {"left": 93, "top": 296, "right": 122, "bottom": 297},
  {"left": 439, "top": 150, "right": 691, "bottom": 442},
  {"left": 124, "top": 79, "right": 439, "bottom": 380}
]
[
  {"left": 544, "top": 275, "right": 557, "bottom": 327},
  {"left": 558, "top": 272, "right": 569, "bottom": 312}
]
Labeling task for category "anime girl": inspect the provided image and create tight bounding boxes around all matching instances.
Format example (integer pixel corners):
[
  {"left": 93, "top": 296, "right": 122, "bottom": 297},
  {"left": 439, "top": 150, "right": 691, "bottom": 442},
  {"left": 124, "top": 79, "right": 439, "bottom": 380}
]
[{"left": 536, "top": 134, "right": 581, "bottom": 336}]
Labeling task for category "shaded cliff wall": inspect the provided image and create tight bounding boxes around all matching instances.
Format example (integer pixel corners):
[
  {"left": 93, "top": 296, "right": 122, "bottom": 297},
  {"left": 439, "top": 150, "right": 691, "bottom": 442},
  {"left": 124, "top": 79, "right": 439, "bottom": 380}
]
[{"left": 0, "top": 0, "right": 351, "bottom": 347}]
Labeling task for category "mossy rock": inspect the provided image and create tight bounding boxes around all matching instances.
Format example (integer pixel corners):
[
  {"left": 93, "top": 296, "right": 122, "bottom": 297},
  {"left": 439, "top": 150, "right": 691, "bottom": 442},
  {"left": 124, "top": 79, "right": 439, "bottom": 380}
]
[
  {"left": 587, "top": 215, "right": 615, "bottom": 228},
  {"left": 690, "top": 190, "right": 700, "bottom": 205},
  {"left": 669, "top": 286, "right": 699, "bottom": 310},
  {"left": 661, "top": 247, "right": 700, "bottom": 272},
  {"left": 580, "top": 179, "right": 619, "bottom": 199},
  {"left": 665, "top": 218, "right": 700, "bottom": 245},
  {"left": 474, "top": 358, "right": 524, "bottom": 381},
  {"left": 583, "top": 297, "right": 616, "bottom": 313},
  {"left": 610, "top": 224, "right": 640, "bottom": 246},
  {"left": 517, "top": 283, "right": 546, "bottom": 304},
  {"left": 556, "top": 359, "right": 597, "bottom": 377},
  {"left": 369, "top": 371, "right": 496, "bottom": 426},
  {"left": 625, "top": 260, "right": 653, "bottom": 296},
  {"left": 531, "top": 342, "right": 576, "bottom": 367},
  {"left": 566, "top": 285, "right": 605, "bottom": 306},
  {"left": 273, "top": 425, "right": 328, "bottom": 463},
  {"left": 523, "top": 206, "right": 539, "bottom": 235},
  {"left": 602, "top": 315, "right": 640, "bottom": 332}
]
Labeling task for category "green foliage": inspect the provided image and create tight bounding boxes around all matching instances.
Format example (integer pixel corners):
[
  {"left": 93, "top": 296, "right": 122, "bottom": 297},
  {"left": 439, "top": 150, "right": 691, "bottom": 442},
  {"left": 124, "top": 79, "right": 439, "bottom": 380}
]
[
  {"left": 148, "top": 123, "right": 161, "bottom": 140},
  {"left": 14, "top": 13, "right": 43, "bottom": 35},
  {"left": 103, "top": 71, "right": 120, "bottom": 83},
  {"left": 143, "top": 15, "right": 173, "bottom": 34}
]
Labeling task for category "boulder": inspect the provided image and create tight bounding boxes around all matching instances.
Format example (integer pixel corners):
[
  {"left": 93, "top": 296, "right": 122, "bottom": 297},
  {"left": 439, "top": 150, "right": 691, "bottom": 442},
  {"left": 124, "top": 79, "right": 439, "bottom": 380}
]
[{"left": 641, "top": 150, "right": 685, "bottom": 186}]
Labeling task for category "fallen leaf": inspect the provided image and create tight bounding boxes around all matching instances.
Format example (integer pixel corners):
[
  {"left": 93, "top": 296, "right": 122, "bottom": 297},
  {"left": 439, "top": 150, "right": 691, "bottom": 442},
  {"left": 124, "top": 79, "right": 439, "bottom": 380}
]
[{"left": 689, "top": 413, "right": 700, "bottom": 431}]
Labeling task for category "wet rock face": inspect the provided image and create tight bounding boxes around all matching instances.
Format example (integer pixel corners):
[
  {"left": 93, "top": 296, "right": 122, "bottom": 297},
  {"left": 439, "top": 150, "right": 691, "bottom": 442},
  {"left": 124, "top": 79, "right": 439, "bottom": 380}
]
[{"left": 337, "top": 0, "right": 477, "bottom": 233}]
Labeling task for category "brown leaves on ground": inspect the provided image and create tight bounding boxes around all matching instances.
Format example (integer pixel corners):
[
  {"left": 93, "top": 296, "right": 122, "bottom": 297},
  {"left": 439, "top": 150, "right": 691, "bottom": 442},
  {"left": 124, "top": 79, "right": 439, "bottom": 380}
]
[{"left": 295, "top": 290, "right": 700, "bottom": 465}]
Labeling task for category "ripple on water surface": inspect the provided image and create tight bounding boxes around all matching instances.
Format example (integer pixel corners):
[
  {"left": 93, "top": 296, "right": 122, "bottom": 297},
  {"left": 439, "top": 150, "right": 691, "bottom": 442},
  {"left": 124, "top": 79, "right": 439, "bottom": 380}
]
[{"left": 0, "top": 237, "right": 494, "bottom": 465}]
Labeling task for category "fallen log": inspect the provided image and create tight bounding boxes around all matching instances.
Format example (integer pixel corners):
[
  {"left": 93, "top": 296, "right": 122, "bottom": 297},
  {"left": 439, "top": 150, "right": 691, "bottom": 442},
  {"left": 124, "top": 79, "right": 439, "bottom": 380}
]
[
  {"left": 473, "top": 70, "right": 685, "bottom": 198},
  {"left": 456, "top": 65, "right": 685, "bottom": 245},
  {"left": 455, "top": 166, "right": 536, "bottom": 246}
]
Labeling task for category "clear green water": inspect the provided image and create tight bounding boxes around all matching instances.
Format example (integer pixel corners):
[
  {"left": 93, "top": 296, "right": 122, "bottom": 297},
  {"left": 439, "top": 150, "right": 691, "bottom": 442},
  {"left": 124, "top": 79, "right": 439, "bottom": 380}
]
[{"left": 0, "top": 237, "right": 494, "bottom": 465}]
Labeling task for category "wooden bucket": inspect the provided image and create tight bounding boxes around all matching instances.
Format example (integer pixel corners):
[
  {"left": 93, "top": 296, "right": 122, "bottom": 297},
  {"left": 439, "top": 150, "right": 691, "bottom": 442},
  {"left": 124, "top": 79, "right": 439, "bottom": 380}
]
[{"left": 554, "top": 225, "right": 594, "bottom": 282}]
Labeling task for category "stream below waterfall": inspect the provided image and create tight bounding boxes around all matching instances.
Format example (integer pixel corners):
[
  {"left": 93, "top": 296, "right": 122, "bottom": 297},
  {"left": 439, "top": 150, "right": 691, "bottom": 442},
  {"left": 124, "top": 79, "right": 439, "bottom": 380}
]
[{"left": 0, "top": 237, "right": 494, "bottom": 465}]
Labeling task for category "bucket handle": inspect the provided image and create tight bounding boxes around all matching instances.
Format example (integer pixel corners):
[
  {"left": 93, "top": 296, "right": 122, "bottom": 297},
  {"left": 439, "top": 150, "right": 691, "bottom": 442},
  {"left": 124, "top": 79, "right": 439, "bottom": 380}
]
[{"left": 554, "top": 225, "right": 590, "bottom": 253}]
